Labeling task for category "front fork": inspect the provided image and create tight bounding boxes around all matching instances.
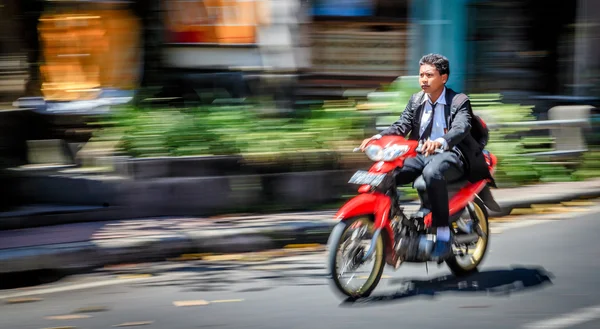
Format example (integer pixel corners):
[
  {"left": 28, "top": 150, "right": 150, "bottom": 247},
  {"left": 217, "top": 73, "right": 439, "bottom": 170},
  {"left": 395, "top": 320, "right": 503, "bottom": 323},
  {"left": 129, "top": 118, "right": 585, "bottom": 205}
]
[
  {"left": 334, "top": 185, "right": 401, "bottom": 265},
  {"left": 361, "top": 229, "right": 382, "bottom": 261},
  {"left": 362, "top": 192, "right": 404, "bottom": 262}
]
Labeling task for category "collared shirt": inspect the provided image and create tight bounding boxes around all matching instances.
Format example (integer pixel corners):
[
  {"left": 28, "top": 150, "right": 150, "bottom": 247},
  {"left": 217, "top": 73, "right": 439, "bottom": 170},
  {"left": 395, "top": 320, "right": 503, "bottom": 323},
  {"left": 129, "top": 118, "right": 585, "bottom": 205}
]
[
  {"left": 373, "top": 87, "right": 449, "bottom": 150},
  {"left": 420, "top": 87, "right": 449, "bottom": 149}
]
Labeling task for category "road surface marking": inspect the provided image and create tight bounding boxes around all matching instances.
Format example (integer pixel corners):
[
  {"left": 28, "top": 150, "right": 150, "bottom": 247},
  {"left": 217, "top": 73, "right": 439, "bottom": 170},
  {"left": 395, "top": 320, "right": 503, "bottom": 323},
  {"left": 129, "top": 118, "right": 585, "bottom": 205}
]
[
  {"left": 46, "top": 314, "right": 91, "bottom": 320},
  {"left": 72, "top": 306, "right": 110, "bottom": 313},
  {"left": 522, "top": 305, "right": 600, "bottom": 329},
  {"left": 113, "top": 321, "right": 154, "bottom": 327},
  {"left": 539, "top": 207, "right": 588, "bottom": 214},
  {"left": 41, "top": 326, "right": 77, "bottom": 329},
  {"left": 561, "top": 201, "right": 596, "bottom": 207},
  {"left": 530, "top": 204, "right": 563, "bottom": 210},
  {"left": 210, "top": 299, "right": 244, "bottom": 303},
  {"left": 173, "top": 300, "right": 209, "bottom": 307},
  {"left": 5, "top": 297, "right": 43, "bottom": 304},
  {"left": 0, "top": 277, "right": 153, "bottom": 300},
  {"left": 201, "top": 254, "right": 245, "bottom": 261},
  {"left": 170, "top": 253, "right": 214, "bottom": 261},
  {"left": 284, "top": 243, "right": 322, "bottom": 249},
  {"left": 117, "top": 274, "right": 152, "bottom": 279},
  {"left": 510, "top": 208, "right": 539, "bottom": 216},
  {"left": 236, "top": 255, "right": 270, "bottom": 262}
]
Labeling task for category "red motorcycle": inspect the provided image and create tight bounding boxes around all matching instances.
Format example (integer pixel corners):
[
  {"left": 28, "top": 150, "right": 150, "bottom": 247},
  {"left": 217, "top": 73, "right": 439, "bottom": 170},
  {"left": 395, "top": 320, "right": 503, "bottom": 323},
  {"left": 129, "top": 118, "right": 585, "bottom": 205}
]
[{"left": 327, "top": 135, "right": 500, "bottom": 298}]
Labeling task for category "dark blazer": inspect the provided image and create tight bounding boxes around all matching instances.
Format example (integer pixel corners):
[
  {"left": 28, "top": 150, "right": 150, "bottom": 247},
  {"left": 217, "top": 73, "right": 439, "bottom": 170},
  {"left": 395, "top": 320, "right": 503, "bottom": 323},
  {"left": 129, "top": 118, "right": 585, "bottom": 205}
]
[{"left": 379, "top": 87, "right": 490, "bottom": 182}]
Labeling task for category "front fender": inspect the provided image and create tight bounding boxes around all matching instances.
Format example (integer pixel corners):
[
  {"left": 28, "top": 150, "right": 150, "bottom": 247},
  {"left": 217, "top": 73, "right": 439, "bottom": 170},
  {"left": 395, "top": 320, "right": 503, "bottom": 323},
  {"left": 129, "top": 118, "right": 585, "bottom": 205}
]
[{"left": 334, "top": 192, "right": 392, "bottom": 229}]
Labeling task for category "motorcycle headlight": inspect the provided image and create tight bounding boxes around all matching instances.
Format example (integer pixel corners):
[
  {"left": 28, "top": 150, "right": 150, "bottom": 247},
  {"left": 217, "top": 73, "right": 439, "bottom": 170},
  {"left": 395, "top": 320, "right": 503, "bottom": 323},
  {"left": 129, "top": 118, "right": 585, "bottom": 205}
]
[
  {"left": 365, "top": 145, "right": 383, "bottom": 161},
  {"left": 382, "top": 145, "right": 409, "bottom": 161}
]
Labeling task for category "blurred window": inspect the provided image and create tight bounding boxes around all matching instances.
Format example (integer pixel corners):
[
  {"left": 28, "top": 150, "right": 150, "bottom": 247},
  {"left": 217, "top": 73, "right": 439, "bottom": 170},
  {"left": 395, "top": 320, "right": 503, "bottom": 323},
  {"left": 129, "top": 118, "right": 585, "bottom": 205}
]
[
  {"left": 38, "top": 6, "right": 141, "bottom": 101},
  {"left": 165, "top": 0, "right": 270, "bottom": 44},
  {"left": 310, "top": 0, "right": 409, "bottom": 76}
]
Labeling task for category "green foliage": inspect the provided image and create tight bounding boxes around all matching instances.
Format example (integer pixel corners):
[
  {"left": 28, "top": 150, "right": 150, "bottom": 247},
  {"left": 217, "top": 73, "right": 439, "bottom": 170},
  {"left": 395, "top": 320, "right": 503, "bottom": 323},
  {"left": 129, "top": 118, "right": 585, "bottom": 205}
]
[
  {"left": 93, "top": 80, "right": 597, "bottom": 190},
  {"left": 384, "top": 75, "right": 421, "bottom": 114},
  {"left": 469, "top": 94, "right": 542, "bottom": 187},
  {"left": 370, "top": 76, "right": 421, "bottom": 127},
  {"left": 92, "top": 103, "right": 369, "bottom": 160},
  {"left": 571, "top": 148, "right": 600, "bottom": 181}
]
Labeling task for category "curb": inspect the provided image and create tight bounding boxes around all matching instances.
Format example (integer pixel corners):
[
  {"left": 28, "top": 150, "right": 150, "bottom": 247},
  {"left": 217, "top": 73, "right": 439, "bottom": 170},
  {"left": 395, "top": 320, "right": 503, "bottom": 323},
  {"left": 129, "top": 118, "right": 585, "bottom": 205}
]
[
  {"left": 0, "top": 222, "right": 335, "bottom": 274},
  {"left": 491, "top": 189, "right": 600, "bottom": 217}
]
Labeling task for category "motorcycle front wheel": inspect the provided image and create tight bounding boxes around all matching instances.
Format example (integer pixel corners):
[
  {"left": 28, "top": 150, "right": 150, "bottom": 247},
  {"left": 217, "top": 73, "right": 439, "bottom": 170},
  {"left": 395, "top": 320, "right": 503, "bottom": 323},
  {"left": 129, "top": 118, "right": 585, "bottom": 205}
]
[{"left": 327, "top": 216, "right": 385, "bottom": 298}]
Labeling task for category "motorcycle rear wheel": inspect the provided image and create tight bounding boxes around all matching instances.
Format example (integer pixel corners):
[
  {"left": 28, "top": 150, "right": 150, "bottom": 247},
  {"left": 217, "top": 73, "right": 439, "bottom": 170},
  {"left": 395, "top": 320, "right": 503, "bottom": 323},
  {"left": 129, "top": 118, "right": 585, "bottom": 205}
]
[
  {"left": 446, "top": 197, "right": 490, "bottom": 276},
  {"left": 327, "top": 216, "right": 385, "bottom": 298}
]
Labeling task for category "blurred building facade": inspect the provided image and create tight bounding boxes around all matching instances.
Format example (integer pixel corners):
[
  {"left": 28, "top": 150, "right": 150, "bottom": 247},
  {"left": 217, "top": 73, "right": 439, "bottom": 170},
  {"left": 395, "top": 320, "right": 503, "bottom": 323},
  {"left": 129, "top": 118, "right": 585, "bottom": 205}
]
[
  {"left": 0, "top": 0, "right": 34, "bottom": 104},
  {"left": 464, "top": 0, "right": 600, "bottom": 105},
  {"left": 0, "top": 0, "right": 144, "bottom": 103},
  {"left": 0, "top": 0, "right": 599, "bottom": 107},
  {"left": 298, "top": 0, "right": 600, "bottom": 106}
]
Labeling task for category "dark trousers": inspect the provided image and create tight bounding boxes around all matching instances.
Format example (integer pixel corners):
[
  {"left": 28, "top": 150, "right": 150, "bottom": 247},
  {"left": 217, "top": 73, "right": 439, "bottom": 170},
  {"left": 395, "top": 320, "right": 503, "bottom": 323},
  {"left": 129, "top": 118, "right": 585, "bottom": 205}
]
[{"left": 394, "top": 151, "right": 464, "bottom": 227}]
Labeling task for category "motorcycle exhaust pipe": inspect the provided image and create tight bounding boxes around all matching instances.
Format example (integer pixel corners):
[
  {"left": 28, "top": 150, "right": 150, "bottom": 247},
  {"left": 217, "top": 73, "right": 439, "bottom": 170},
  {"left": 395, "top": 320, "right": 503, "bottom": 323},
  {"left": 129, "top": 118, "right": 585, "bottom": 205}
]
[{"left": 454, "top": 233, "right": 479, "bottom": 245}]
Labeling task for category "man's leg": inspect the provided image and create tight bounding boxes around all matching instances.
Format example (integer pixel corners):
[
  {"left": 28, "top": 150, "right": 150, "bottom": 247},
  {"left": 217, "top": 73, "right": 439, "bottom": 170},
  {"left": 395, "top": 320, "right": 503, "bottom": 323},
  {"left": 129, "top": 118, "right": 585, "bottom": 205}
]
[
  {"left": 394, "top": 154, "right": 427, "bottom": 186},
  {"left": 421, "top": 152, "right": 464, "bottom": 227},
  {"left": 421, "top": 152, "right": 464, "bottom": 260}
]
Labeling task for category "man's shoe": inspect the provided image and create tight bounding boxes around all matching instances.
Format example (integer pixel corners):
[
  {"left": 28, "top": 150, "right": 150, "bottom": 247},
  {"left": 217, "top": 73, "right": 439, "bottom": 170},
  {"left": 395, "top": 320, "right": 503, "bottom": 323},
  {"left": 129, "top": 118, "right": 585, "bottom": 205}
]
[
  {"left": 425, "top": 226, "right": 454, "bottom": 263},
  {"left": 430, "top": 239, "right": 453, "bottom": 263}
]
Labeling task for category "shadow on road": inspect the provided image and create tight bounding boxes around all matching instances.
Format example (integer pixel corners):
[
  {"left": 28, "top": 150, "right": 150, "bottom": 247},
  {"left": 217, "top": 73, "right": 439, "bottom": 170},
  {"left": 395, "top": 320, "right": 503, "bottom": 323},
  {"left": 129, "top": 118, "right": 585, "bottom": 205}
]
[
  {"left": 341, "top": 266, "right": 554, "bottom": 306},
  {"left": 118, "top": 250, "right": 329, "bottom": 293}
]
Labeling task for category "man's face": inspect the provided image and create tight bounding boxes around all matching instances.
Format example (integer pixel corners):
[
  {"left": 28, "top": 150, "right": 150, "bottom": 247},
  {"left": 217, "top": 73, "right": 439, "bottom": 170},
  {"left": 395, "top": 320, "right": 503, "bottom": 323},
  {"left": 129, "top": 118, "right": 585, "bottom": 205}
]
[{"left": 419, "top": 64, "right": 447, "bottom": 95}]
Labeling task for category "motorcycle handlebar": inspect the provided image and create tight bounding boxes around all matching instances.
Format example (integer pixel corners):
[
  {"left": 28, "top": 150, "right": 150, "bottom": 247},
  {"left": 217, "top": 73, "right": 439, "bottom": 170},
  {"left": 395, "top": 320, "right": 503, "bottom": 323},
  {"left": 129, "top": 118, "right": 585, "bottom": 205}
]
[
  {"left": 415, "top": 145, "right": 444, "bottom": 154},
  {"left": 354, "top": 146, "right": 443, "bottom": 154}
]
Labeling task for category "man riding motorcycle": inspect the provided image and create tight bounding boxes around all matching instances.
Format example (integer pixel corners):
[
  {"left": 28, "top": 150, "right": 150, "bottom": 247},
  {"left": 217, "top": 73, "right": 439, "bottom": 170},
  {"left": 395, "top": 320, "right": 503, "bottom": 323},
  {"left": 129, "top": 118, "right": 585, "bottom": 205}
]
[{"left": 360, "top": 53, "right": 492, "bottom": 262}]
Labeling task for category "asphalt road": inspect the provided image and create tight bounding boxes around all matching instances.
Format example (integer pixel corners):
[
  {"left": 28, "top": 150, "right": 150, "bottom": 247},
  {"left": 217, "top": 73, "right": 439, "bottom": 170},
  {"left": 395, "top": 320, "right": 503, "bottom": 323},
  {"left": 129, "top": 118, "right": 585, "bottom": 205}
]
[{"left": 1, "top": 203, "right": 600, "bottom": 329}]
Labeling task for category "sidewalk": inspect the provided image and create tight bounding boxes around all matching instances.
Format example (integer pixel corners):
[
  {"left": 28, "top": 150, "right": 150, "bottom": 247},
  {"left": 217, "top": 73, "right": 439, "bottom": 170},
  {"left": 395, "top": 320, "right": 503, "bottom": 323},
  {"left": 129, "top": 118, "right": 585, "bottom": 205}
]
[{"left": 1, "top": 179, "right": 600, "bottom": 274}]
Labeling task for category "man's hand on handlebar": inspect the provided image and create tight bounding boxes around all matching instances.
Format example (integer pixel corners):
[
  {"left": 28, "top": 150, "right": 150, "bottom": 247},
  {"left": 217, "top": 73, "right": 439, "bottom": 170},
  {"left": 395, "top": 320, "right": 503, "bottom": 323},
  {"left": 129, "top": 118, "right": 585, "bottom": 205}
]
[
  {"left": 359, "top": 138, "right": 372, "bottom": 151},
  {"left": 421, "top": 139, "right": 443, "bottom": 156},
  {"left": 356, "top": 135, "right": 443, "bottom": 155},
  {"left": 359, "top": 134, "right": 381, "bottom": 151}
]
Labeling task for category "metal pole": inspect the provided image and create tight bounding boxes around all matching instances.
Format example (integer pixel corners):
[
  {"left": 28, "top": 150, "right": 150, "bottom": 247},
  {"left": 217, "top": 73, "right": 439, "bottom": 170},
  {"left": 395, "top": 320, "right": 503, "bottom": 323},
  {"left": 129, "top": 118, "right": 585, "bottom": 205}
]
[{"left": 430, "top": 0, "right": 443, "bottom": 54}]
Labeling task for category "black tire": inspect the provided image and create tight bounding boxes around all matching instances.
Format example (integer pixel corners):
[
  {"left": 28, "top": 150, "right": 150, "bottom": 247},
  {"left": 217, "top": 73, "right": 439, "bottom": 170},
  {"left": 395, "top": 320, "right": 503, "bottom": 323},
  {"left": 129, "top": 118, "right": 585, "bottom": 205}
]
[
  {"left": 446, "top": 197, "right": 490, "bottom": 277},
  {"left": 327, "top": 217, "right": 385, "bottom": 298}
]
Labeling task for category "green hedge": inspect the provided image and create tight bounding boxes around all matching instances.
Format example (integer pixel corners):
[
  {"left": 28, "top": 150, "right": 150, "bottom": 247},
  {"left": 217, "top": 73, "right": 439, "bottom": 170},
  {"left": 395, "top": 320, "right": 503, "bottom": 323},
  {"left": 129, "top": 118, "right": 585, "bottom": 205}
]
[{"left": 93, "top": 103, "right": 369, "bottom": 161}]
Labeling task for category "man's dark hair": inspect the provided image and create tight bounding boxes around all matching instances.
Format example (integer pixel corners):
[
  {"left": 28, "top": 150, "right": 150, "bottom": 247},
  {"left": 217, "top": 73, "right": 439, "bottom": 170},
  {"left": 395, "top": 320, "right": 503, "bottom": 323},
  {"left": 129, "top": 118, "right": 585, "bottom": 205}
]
[{"left": 419, "top": 53, "right": 450, "bottom": 77}]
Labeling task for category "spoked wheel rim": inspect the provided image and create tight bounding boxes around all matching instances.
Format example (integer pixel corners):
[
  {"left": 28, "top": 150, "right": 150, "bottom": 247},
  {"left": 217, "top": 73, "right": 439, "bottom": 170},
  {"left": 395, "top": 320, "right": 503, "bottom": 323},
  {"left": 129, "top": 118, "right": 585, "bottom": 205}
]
[
  {"left": 330, "top": 217, "right": 384, "bottom": 297},
  {"left": 453, "top": 200, "right": 489, "bottom": 271}
]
